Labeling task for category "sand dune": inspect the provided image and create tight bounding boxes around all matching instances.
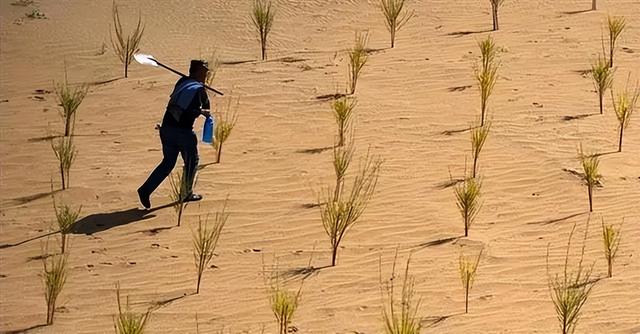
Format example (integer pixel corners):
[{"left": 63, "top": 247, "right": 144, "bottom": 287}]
[{"left": 1, "top": 0, "right": 639, "bottom": 333}]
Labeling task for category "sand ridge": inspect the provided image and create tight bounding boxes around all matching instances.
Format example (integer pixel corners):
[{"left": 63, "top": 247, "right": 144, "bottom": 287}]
[{"left": 1, "top": 0, "right": 639, "bottom": 333}]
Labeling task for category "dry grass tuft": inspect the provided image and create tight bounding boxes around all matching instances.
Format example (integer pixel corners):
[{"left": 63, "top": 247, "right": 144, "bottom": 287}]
[
  {"left": 607, "top": 15, "right": 626, "bottom": 68},
  {"left": 454, "top": 176, "right": 482, "bottom": 237},
  {"left": 471, "top": 121, "right": 490, "bottom": 178},
  {"left": 601, "top": 217, "right": 622, "bottom": 278},
  {"left": 611, "top": 81, "right": 639, "bottom": 152},
  {"left": 591, "top": 56, "right": 615, "bottom": 115},
  {"left": 51, "top": 136, "right": 76, "bottom": 190},
  {"left": 332, "top": 96, "right": 356, "bottom": 147},
  {"left": 251, "top": 0, "right": 275, "bottom": 61},
  {"left": 113, "top": 283, "right": 151, "bottom": 334},
  {"left": 54, "top": 71, "right": 88, "bottom": 137},
  {"left": 42, "top": 243, "right": 68, "bottom": 325},
  {"left": 547, "top": 219, "right": 596, "bottom": 334},
  {"left": 213, "top": 97, "right": 239, "bottom": 163},
  {"left": 110, "top": 0, "right": 145, "bottom": 78},
  {"left": 380, "top": 0, "right": 414, "bottom": 48},
  {"left": 578, "top": 147, "right": 601, "bottom": 212},
  {"left": 380, "top": 251, "right": 422, "bottom": 334},
  {"left": 489, "top": 0, "right": 506, "bottom": 30},
  {"left": 52, "top": 195, "right": 81, "bottom": 254},
  {"left": 459, "top": 248, "right": 483, "bottom": 313},
  {"left": 348, "top": 31, "right": 369, "bottom": 95},
  {"left": 193, "top": 200, "right": 229, "bottom": 294}
]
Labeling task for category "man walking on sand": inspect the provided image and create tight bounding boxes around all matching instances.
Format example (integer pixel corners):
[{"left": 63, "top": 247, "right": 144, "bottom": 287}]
[{"left": 137, "top": 59, "right": 211, "bottom": 209}]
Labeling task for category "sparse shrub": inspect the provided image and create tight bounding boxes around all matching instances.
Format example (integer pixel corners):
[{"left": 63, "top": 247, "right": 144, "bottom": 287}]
[
  {"left": 348, "top": 31, "right": 369, "bottom": 95},
  {"left": 489, "top": 0, "right": 505, "bottom": 31},
  {"left": 52, "top": 196, "right": 81, "bottom": 254},
  {"left": 213, "top": 98, "right": 239, "bottom": 164},
  {"left": 42, "top": 243, "right": 68, "bottom": 325},
  {"left": 251, "top": 0, "right": 275, "bottom": 61},
  {"left": 110, "top": 1, "right": 145, "bottom": 78},
  {"left": 264, "top": 259, "right": 302, "bottom": 334},
  {"left": 380, "top": 0, "right": 414, "bottom": 48},
  {"left": 471, "top": 122, "right": 490, "bottom": 178},
  {"left": 590, "top": 56, "right": 615, "bottom": 115},
  {"left": 320, "top": 153, "right": 382, "bottom": 266},
  {"left": 193, "top": 201, "right": 229, "bottom": 294},
  {"left": 169, "top": 169, "right": 189, "bottom": 226},
  {"left": 332, "top": 96, "right": 356, "bottom": 147},
  {"left": 333, "top": 140, "right": 355, "bottom": 199},
  {"left": 607, "top": 16, "right": 626, "bottom": 68},
  {"left": 55, "top": 73, "right": 88, "bottom": 137},
  {"left": 25, "top": 8, "right": 46, "bottom": 19},
  {"left": 113, "top": 283, "right": 151, "bottom": 334},
  {"left": 475, "top": 37, "right": 499, "bottom": 127},
  {"left": 205, "top": 50, "right": 221, "bottom": 88},
  {"left": 578, "top": 147, "right": 601, "bottom": 212},
  {"left": 380, "top": 251, "right": 422, "bottom": 334},
  {"left": 454, "top": 176, "right": 482, "bottom": 237},
  {"left": 547, "top": 220, "right": 596, "bottom": 334},
  {"left": 611, "top": 82, "right": 639, "bottom": 152},
  {"left": 51, "top": 136, "right": 76, "bottom": 190},
  {"left": 459, "top": 249, "right": 482, "bottom": 313},
  {"left": 601, "top": 218, "right": 622, "bottom": 278}
]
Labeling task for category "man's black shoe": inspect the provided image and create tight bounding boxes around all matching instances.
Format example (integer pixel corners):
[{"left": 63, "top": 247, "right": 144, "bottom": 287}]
[{"left": 137, "top": 188, "right": 151, "bottom": 209}]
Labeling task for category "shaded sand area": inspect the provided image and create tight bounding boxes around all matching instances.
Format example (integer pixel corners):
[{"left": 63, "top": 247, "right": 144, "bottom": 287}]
[{"left": 1, "top": 0, "right": 639, "bottom": 333}]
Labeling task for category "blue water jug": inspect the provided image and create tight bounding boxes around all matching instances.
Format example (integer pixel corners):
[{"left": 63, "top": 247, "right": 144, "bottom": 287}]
[{"left": 202, "top": 116, "right": 213, "bottom": 143}]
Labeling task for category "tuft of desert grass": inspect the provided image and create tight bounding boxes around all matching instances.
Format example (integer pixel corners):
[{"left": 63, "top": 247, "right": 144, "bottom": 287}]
[
  {"left": 251, "top": 0, "right": 275, "bottom": 61},
  {"left": 55, "top": 70, "right": 88, "bottom": 137},
  {"left": 546, "top": 219, "right": 596, "bottom": 334},
  {"left": 204, "top": 50, "right": 221, "bottom": 88},
  {"left": 113, "top": 283, "right": 151, "bottom": 334},
  {"left": 348, "top": 31, "right": 369, "bottom": 95},
  {"left": 590, "top": 56, "right": 615, "bottom": 115},
  {"left": 193, "top": 200, "right": 229, "bottom": 294},
  {"left": 320, "top": 152, "right": 382, "bottom": 266},
  {"left": 51, "top": 136, "right": 76, "bottom": 190},
  {"left": 380, "top": 251, "right": 422, "bottom": 334},
  {"left": 332, "top": 96, "right": 356, "bottom": 147},
  {"left": 459, "top": 249, "right": 482, "bottom": 314},
  {"left": 454, "top": 176, "right": 482, "bottom": 237},
  {"left": 578, "top": 147, "right": 601, "bottom": 212},
  {"left": 213, "top": 97, "right": 239, "bottom": 164},
  {"left": 380, "top": 0, "right": 414, "bottom": 48},
  {"left": 475, "top": 36, "right": 499, "bottom": 126},
  {"left": 333, "top": 139, "right": 355, "bottom": 200},
  {"left": 264, "top": 258, "right": 302, "bottom": 334},
  {"left": 607, "top": 15, "right": 626, "bottom": 68},
  {"left": 611, "top": 81, "right": 639, "bottom": 152},
  {"left": 489, "top": 0, "right": 506, "bottom": 31},
  {"left": 601, "top": 217, "right": 622, "bottom": 278},
  {"left": 478, "top": 36, "right": 498, "bottom": 74},
  {"left": 110, "top": 0, "right": 145, "bottom": 78},
  {"left": 42, "top": 243, "right": 68, "bottom": 325},
  {"left": 52, "top": 195, "right": 81, "bottom": 254},
  {"left": 169, "top": 169, "right": 189, "bottom": 227},
  {"left": 471, "top": 121, "right": 490, "bottom": 178}
]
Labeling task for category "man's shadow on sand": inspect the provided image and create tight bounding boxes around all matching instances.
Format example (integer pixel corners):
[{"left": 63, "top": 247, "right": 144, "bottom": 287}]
[{"left": 71, "top": 202, "right": 175, "bottom": 235}]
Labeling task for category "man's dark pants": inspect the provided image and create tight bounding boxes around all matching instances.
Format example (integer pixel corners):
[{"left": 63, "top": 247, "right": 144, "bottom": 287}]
[{"left": 139, "top": 126, "right": 199, "bottom": 198}]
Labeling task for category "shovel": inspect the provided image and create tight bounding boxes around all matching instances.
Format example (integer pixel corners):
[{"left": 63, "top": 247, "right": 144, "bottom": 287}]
[{"left": 134, "top": 53, "right": 224, "bottom": 96}]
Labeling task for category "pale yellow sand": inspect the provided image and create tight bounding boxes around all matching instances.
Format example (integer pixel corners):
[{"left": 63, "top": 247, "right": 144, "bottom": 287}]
[{"left": 1, "top": 0, "right": 639, "bottom": 333}]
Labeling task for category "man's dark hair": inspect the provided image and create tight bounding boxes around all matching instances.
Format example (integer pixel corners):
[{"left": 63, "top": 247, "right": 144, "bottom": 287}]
[{"left": 189, "top": 59, "right": 209, "bottom": 76}]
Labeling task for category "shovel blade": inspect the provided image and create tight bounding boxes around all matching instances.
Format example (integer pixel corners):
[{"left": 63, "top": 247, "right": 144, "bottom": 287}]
[{"left": 134, "top": 53, "right": 158, "bottom": 67}]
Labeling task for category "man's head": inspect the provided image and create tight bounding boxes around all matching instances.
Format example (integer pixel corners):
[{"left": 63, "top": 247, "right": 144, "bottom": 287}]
[{"left": 189, "top": 59, "right": 209, "bottom": 83}]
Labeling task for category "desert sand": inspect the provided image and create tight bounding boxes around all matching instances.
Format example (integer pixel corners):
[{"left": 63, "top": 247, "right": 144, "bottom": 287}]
[{"left": 1, "top": 0, "right": 639, "bottom": 333}]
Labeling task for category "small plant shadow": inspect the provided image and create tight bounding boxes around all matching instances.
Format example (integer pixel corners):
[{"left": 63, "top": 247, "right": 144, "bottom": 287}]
[
  {"left": 0, "top": 230, "right": 59, "bottom": 250},
  {"left": 434, "top": 177, "right": 466, "bottom": 189},
  {"left": 442, "top": 126, "right": 475, "bottom": 136},
  {"left": 561, "top": 9, "right": 592, "bottom": 15},
  {"left": 71, "top": 202, "right": 175, "bottom": 235},
  {"left": 527, "top": 212, "right": 587, "bottom": 226},
  {"left": 448, "top": 85, "right": 472, "bottom": 92},
  {"left": 280, "top": 264, "right": 331, "bottom": 282},
  {"left": 591, "top": 151, "right": 617, "bottom": 158},
  {"left": 422, "top": 313, "right": 464, "bottom": 328},
  {"left": 301, "top": 201, "right": 325, "bottom": 209},
  {"left": 561, "top": 113, "right": 597, "bottom": 121},
  {"left": 151, "top": 291, "right": 194, "bottom": 310},
  {"left": 447, "top": 29, "right": 492, "bottom": 37},
  {"left": 220, "top": 59, "right": 255, "bottom": 65},
  {"left": 4, "top": 323, "right": 48, "bottom": 334},
  {"left": 315, "top": 93, "right": 347, "bottom": 101},
  {"left": 4, "top": 188, "right": 62, "bottom": 206},
  {"left": 197, "top": 161, "right": 219, "bottom": 171},
  {"left": 295, "top": 145, "right": 335, "bottom": 154},
  {"left": 414, "top": 236, "right": 459, "bottom": 249}
]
